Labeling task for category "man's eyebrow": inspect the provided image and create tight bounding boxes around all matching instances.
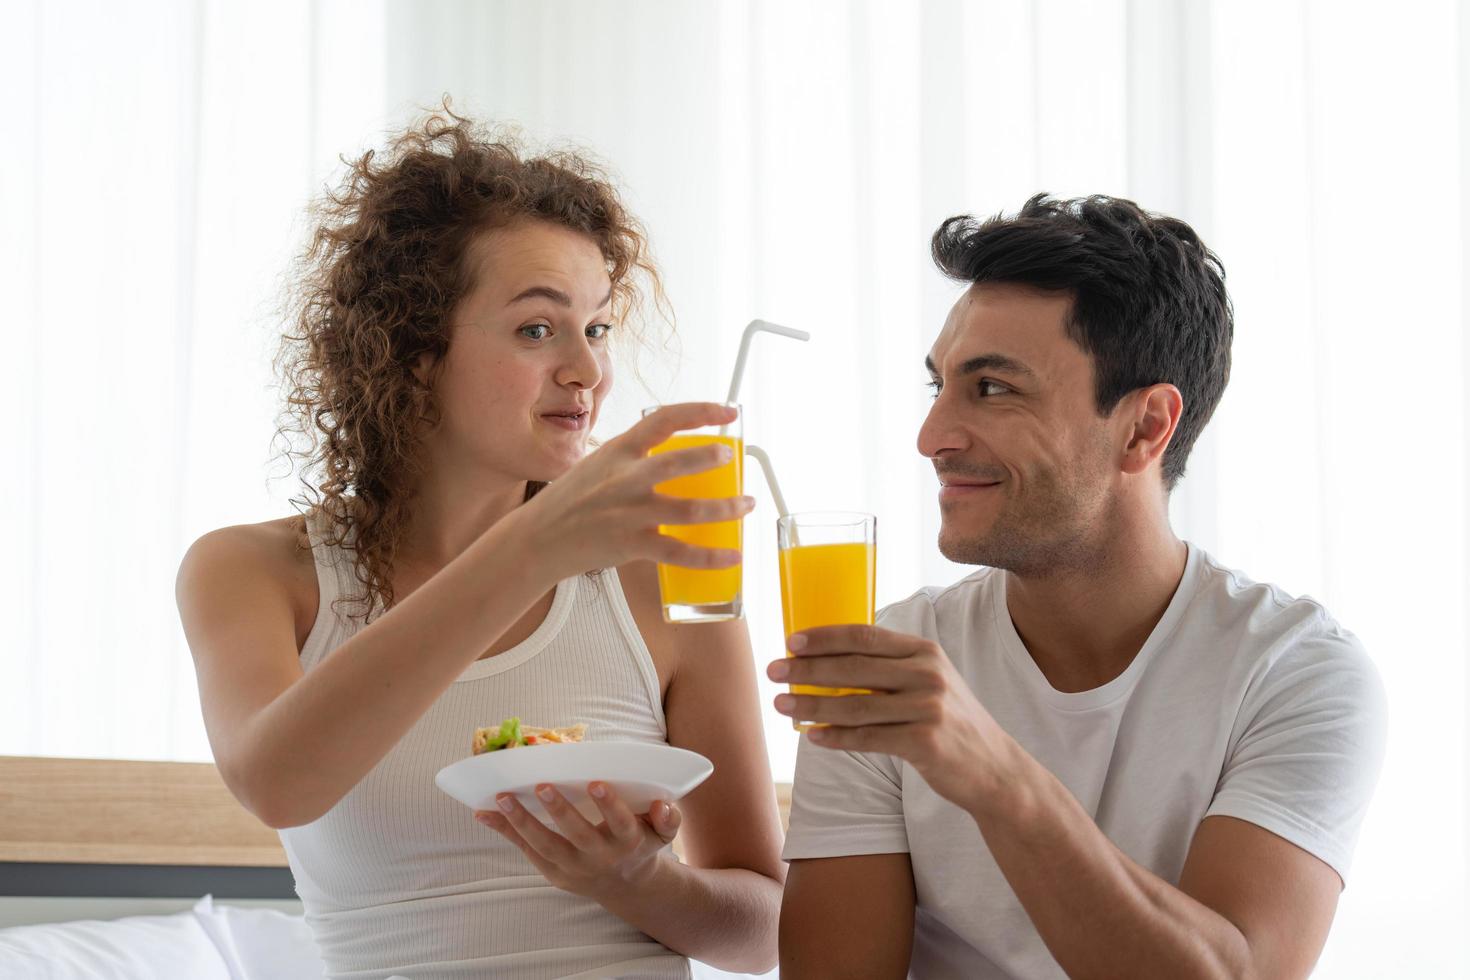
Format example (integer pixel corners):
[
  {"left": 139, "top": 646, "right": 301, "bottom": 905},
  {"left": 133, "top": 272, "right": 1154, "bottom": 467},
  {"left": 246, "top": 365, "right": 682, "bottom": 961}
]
[
  {"left": 924, "top": 353, "right": 1036, "bottom": 379},
  {"left": 507, "top": 285, "right": 614, "bottom": 309}
]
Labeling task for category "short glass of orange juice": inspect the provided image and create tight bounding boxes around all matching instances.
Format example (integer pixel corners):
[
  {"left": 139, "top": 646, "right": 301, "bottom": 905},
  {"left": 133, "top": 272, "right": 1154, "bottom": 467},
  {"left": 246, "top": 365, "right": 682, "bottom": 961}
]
[
  {"left": 777, "top": 511, "right": 876, "bottom": 731},
  {"left": 643, "top": 404, "right": 744, "bottom": 623}
]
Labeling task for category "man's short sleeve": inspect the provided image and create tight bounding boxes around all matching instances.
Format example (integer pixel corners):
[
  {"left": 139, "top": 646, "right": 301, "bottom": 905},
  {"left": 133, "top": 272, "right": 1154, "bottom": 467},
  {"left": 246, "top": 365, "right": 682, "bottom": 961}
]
[
  {"left": 1204, "top": 626, "right": 1387, "bottom": 885},
  {"left": 781, "top": 735, "right": 909, "bottom": 861}
]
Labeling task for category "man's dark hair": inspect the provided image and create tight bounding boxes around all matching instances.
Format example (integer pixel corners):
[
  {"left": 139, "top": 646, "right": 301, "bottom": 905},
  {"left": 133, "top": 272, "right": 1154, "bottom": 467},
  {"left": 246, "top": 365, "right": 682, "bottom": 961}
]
[{"left": 930, "top": 194, "right": 1232, "bottom": 490}]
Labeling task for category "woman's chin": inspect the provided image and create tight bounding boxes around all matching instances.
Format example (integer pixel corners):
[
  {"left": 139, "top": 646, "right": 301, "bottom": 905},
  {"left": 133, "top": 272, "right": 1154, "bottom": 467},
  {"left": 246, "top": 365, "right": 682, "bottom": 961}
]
[
  {"left": 480, "top": 435, "right": 588, "bottom": 486},
  {"left": 528, "top": 448, "right": 585, "bottom": 482}
]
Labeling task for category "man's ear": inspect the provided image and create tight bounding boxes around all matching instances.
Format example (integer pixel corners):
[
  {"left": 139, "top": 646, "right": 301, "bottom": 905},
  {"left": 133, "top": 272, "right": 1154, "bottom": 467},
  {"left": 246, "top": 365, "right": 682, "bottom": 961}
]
[{"left": 1119, "top": 383, "right": 1184, "bottom": 477}]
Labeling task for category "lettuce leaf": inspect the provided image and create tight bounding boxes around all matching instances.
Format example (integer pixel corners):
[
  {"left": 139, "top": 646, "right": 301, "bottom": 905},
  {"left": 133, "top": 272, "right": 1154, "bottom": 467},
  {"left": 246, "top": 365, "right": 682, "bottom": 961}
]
[{"left": 482, "top": 716, "right": 523, "bottom": 752}]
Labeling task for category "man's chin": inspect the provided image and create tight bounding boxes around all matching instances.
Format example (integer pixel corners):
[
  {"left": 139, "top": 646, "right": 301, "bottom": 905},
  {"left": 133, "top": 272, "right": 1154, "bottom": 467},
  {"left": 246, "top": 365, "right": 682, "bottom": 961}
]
[{"left": 937, "top": 525, "right": 997, "bottom": 567}]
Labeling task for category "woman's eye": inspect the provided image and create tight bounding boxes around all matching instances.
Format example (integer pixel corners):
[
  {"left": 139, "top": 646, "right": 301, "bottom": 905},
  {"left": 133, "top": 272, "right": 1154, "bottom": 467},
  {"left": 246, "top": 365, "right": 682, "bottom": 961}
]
[
  {"left": 586, "top": 323, "right": 613, "bottom": 340},
  {"left": 519, "top": 323, "right": 550, "bottom": 341}
]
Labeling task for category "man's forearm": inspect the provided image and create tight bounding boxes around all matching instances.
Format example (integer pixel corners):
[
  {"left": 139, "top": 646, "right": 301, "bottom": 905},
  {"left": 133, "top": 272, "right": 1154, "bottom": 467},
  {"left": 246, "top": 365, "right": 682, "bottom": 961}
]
[
  {"left": 970, "top": 739, "right": 1253, "bottom": 980},
  {"left": 597, "top": 858, "right": 782, "bottom": 974}
]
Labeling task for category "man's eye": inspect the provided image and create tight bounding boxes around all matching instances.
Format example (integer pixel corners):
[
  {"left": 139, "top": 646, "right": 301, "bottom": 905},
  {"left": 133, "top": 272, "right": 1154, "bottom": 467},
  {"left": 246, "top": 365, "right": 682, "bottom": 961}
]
[
  {"left": 519, "top": 324, "right": 550, "bottom": 341},
  {"left": 586, "top": 323, "right": 614, "bottom": 340},
  {"left": 978, "top": 380, "right": 1008, "bottom": 397},
  {"left": 925, "top": 379, "right": 942, "bottom": 399}
]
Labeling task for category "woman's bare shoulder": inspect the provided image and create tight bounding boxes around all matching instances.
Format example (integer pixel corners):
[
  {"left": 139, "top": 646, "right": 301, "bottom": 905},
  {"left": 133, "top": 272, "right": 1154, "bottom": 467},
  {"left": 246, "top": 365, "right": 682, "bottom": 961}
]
[
  {"left": 614, "top": 560, "right": 678, "bottom": 693},
  {"left": 614, "top": 560, "right": 753, "bottom": 695},
  {"left": 182, "top": 516, "right": 311, "bottom": 572},
  {"left": 615, "top": 558, "right": 660, "bottom": 608},
  {"left": 177, "top": 516, "right": 319, "bottom": 643}
]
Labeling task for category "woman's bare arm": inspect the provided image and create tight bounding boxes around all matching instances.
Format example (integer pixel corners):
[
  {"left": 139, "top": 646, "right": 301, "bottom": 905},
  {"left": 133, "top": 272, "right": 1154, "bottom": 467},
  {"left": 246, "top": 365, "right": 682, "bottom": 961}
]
[
  {"left": 177, "top": 403, "right": 751, "bottom": 829},
  {"left": 177, "top": 505, "right": 559, "bottom": 828}
]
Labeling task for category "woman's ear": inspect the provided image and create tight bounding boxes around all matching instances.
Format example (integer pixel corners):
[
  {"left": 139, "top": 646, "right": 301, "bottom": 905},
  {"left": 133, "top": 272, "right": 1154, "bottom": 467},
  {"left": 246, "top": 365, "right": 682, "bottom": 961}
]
[
  {"left": 1120, "top": 383, "right": 1184, "bottom": 477},
  {"left": 411, "top": 351, "right": 435, "bottom": 388}
]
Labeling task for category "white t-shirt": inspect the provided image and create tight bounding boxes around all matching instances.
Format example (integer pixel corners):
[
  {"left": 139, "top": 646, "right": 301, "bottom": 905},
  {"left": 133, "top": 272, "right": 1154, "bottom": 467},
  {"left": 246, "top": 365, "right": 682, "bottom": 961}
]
[{"left": 782, "top": 544, "right": 1387, "bottom": 980}]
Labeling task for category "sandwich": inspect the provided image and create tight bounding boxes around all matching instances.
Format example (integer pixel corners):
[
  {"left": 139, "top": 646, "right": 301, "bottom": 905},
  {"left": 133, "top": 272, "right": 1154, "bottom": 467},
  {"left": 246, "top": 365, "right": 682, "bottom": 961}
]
[{"left": 472, "top": 716, "right": 588, "bottom": 755}]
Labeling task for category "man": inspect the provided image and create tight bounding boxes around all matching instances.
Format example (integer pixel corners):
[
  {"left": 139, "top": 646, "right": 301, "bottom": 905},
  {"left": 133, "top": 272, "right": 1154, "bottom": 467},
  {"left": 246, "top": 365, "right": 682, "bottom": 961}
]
[{"left": 774, "top": 195, "right": 1386, "bottom": 979}]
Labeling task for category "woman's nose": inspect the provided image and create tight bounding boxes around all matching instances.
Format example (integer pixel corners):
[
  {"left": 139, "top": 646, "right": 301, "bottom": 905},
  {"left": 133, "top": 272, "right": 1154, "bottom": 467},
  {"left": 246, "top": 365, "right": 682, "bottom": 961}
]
[{"left": 555, "top": 336, "right": 603, "bottom": 390}]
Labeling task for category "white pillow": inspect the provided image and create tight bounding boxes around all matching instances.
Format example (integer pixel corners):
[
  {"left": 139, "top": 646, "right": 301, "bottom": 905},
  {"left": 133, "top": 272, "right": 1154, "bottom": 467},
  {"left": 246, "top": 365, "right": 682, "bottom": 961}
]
[
  {"left": 189, "top": 895, "right": 326, "bottom": 980},
  {"left": 0, "top": 907, "right": 233, "bottom": 980}
]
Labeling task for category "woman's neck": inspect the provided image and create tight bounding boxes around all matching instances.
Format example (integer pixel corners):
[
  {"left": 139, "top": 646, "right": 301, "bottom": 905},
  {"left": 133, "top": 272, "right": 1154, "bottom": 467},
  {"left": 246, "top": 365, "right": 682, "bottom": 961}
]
[{"left": 398, "top": 465, "right": 531, "bottom": 569}]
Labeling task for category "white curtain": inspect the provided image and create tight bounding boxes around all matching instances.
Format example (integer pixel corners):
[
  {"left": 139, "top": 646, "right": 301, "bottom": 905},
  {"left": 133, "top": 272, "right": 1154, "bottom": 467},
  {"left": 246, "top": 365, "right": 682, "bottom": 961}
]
[{"left": 2, "top": 1, "right": 1464, "bottom": 974}]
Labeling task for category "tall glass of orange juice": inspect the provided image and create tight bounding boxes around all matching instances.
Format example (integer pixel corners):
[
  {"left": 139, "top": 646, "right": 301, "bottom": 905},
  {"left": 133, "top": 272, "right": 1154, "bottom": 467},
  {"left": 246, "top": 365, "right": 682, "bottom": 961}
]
[
  {"left": 643, "top": 404, "right": 744, "bottom": 622},
  {"left": 777, "top": 511, "right": 876, "bottom": 731}
]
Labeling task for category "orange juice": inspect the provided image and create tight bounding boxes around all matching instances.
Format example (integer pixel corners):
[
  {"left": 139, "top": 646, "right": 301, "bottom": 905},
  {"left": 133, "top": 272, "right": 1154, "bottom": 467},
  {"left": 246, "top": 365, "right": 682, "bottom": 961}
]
[
  {"left": 648, "top": 433, "right": 744, "bottom": 618},
  {"left": 779, "top": 541, "right": 875, "bottom": 707}
]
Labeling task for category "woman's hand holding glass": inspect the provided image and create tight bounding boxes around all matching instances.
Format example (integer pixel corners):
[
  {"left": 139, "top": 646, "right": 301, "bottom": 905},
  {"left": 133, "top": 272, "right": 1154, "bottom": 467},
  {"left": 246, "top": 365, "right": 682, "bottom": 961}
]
[
  {"left": 520, "top": 402, "right": 755, "bottom": 577},
  {"left": 474, "top": 783, "right": 682, "bottom": 901}
]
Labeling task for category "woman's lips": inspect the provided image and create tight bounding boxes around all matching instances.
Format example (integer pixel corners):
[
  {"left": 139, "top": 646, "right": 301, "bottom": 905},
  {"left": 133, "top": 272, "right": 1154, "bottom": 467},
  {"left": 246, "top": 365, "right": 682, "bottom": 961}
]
[{"left": 539, "top": 411, "right": 588, "bottom": 431}]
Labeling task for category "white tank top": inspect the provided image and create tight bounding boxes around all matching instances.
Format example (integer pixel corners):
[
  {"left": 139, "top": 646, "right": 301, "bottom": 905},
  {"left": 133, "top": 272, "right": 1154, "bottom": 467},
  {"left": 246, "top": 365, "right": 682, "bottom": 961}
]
[{"left": 278, "top": 517, "right": 692, "bottom": 980}]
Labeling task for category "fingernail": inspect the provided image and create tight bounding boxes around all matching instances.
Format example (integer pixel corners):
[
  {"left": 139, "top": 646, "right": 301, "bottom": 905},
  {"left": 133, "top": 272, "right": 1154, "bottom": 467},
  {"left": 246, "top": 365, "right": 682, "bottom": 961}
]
[
  {"left": 774, "top": 693, "right": 794, "bottom": 713},
  {"left": 657, "top": 802, "right": 671, "bottom": 822},
  {"left": 768, "top": 660, "right": 789, "bottom": 680},
  {"left": 590, "top": 781, "right": 606, "bottom": 799},
  {"left": 497, "top": 795, "right": 515, "bottom": 813},
  {"left": 536, "top": 785, "right": 555, "bottom": 803},
  {"left": 718, "top": 445, "right": 734, "bottom": 462},
  {"left": 787, "top": 633, "right": 807, "bottom": 652}
]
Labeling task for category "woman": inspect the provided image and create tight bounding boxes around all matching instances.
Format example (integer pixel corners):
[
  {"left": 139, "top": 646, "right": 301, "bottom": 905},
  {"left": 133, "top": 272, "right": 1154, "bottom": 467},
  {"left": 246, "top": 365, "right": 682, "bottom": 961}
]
[{"left": 175, "top": 108, "right": 784, "bottom": 979}]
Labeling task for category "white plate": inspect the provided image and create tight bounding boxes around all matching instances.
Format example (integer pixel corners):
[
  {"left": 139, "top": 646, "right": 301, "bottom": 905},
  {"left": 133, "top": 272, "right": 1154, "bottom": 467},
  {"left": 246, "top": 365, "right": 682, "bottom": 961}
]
[{"left": 435, "top": 741, "right": 714, "bottom": 822}]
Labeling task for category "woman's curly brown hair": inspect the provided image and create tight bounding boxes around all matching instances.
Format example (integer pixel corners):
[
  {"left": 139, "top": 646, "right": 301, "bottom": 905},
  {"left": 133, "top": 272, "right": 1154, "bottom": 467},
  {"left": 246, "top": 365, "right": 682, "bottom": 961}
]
[{"left": 275, "top": 104, "right": 668, "bottom": 620}]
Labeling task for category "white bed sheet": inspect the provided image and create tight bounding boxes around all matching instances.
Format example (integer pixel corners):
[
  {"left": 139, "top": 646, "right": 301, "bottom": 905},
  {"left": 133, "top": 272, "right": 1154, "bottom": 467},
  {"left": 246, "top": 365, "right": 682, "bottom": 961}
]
[
  {"left": 0, "top": 895, "right": 778, "bottom": 979},
  {"left": 0, "top": 899, "right": 233, "bottom": 980}
]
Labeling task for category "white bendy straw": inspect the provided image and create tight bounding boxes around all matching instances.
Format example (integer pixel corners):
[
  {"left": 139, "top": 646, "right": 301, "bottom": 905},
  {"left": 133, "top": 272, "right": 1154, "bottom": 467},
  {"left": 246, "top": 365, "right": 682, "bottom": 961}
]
[
  {"left": 745, "top": 445, "right": 793, "bottom": 539},
  {"left": 726, "top": 319, "right": 810, "bottom": 404}
]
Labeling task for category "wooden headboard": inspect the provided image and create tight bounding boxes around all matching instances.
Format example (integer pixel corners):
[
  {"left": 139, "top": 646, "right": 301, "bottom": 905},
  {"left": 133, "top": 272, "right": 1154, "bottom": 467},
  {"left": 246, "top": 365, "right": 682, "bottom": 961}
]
[
  {"left": 0, "top": 755, "right": 292, "bottom": 900},
  {"left": 0, "top": 756, "right": 285, "bottom": 868},
  {"left": 0, "top": 755, "right": 792, "bottom": 900}
]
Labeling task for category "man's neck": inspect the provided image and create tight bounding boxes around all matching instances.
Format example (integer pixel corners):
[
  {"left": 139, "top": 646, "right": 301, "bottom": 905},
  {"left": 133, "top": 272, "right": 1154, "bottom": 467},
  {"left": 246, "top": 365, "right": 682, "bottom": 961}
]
[{"left": 1004, "top": 518, "right": 1188, "bottom": 694}]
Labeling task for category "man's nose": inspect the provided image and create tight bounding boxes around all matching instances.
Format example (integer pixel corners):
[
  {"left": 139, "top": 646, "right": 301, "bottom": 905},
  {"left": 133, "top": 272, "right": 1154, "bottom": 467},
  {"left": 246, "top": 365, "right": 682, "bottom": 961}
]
[{"left": 917, "top": 390, "right": 970, "bottom": 459}]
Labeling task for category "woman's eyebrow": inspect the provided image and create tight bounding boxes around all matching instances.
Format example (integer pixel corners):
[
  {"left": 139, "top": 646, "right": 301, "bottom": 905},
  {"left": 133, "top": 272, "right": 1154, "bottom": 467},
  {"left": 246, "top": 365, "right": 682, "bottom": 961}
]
[{"left": 507, "top": 285, "right": 614, "bottom": 309}]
